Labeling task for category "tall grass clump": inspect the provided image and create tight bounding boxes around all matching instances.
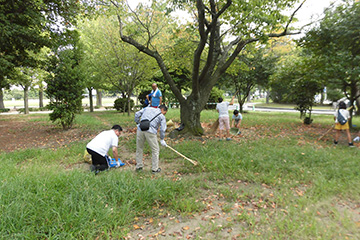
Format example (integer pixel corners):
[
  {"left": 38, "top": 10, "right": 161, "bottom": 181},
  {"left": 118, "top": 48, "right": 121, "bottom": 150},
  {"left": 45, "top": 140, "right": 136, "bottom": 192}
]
[{"left": 0, "top": 146, "right": 197, "bottom": 239}]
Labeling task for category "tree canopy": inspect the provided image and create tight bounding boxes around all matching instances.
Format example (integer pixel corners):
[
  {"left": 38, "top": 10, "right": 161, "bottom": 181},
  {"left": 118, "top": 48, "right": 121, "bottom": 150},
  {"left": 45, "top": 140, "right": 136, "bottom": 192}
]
[
  {"left": 0, "top": 0, "right": 90, "bottom": 108},
  {"left": 299, "top": 0, "right": 360, "bottom": 117},
  {"left": 108, "top": 0, "right": 304, "bottom": 135}
]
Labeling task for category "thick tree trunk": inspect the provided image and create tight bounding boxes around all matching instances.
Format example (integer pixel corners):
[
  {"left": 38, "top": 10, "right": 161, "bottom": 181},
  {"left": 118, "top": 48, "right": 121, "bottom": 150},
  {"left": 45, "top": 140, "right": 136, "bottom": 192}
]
[
  {"left": 24, "top": 88, "right": 29, "bottom": 114},
  {"left": 39, "top": 88, "right": 44, "bottom": 108},
  {"left": 96, "top": 89, "right": 102, "bottom": 107},
  {"left": 266, "top": 90, "right": 270, "bottom": 104},
  {"left": 179, "top": 99, "right": 204, "bottom": 136},
  {"left": 0, "top": 89, "right": 5, "bottom": 109}
]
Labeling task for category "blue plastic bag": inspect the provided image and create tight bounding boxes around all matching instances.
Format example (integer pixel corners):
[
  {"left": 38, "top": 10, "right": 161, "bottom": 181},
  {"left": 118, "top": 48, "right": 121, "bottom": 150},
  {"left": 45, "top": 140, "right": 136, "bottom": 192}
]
[{"left": 106, "top": 156, "right": 125, "bottom": 168}]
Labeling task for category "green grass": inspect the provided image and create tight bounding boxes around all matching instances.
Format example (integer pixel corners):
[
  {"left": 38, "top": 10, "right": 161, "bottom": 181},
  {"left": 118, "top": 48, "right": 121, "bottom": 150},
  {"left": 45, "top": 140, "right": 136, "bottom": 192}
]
[
  {"left": 256, "top": 102, "right": 334, "bottom": 110},
  {"left": 1, "top": 109, "right": 359, "bottom": 239},
  {"left": 3, "top": 97, "right": 131, "bottom": 109}
]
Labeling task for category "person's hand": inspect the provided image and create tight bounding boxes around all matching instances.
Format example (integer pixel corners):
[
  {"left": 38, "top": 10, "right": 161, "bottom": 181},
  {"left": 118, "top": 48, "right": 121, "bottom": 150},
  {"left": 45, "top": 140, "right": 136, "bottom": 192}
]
[{"left": 160, "top": 139, "right": 167, "bottom": 147}]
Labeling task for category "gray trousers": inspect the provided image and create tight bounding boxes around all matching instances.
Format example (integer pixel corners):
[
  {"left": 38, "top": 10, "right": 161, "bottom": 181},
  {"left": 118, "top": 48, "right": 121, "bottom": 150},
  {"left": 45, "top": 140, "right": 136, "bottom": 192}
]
[{"left": 136, "top": 130, "right": 159, "bottom": 171}]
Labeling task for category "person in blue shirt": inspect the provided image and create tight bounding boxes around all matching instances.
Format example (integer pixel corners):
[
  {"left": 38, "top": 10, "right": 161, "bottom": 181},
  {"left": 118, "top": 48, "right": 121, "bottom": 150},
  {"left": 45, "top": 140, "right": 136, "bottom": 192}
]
[
  {"left": 143, "top": 94, "right": 151, "bottom": 108},
  {"left": 146, "top": 83, "right": 162, "bottom": 108},
  {"left": 232, "top": 110, "right": 242, "bottom": 135}
]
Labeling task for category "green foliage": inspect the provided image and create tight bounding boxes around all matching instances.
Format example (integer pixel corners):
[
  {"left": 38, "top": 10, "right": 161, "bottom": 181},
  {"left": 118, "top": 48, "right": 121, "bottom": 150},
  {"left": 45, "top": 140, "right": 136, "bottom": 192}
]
[
  {"left": 0, "top": 108, "right": 10, "bottom": 113},
  {"left": 138, "top": 90, "right": 150, "bottom": 107},
  {"left": 114, "top": 98, "right": 134, "bottom": 112},
  {"left": 46, "top": 31, "right": 85, "bottom": 129},
  {"left": 109, "top": 0, "right": 301, "bottom": 135},
  {"left": 0, "top": 0, "right": 88, "bottom": 96},
  {"left": 299, "top": 1, "right": 360, "bottom": 116},
  {"left": 225, "top": 47, "right": 278, "bottom": 111},
  {"left": 78, "top": 15, "right": 154, "bottom": 114},
  {"left": 291, "top": 79, "right": 321, "bottom": 118},
  {"left": 205, "top": 87, "right": 224, "bottom": 110},
  {"left": 270, "top": 50, "right": 323, "bottom": 118},
  {"left": 326, "top": 88, "right": 344, "bottom": 102},
  {"left": 17, "top": 106, "right": 49, "bottom": 113}
]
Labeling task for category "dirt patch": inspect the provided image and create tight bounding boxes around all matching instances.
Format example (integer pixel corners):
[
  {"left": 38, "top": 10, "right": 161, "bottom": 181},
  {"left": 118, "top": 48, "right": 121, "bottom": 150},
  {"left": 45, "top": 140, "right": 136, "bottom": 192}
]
[{"left": 0, "top": 115, "right": 95, "bottom": 152}]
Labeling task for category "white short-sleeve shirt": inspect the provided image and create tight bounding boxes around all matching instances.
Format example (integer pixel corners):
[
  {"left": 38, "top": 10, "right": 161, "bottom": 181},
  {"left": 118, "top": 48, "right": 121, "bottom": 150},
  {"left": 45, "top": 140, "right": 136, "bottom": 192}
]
[
  {"left": 86, "top": 130, "right": 118, "bottom": 156},
  {"left": 334, "top": 109, "right": 350, "bottom": 123},
  {"left": 216, "top": 102, "right": 230, "bottom": 118}
]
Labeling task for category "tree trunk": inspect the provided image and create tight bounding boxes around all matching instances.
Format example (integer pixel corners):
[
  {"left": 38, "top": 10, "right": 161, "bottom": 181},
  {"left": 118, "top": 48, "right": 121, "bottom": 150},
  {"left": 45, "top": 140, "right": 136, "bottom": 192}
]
[
  {"left": 88, "top": 87, "right": 94, "bottom": 112},
  {"left": 179, "top": 98, "right": 204, "bottom": 136},
  {"left": 320, "top": 91, "right": 324, "bottom": 105},
  {"left": 237, "top": 96, "right": 244, "bottom": 113},
  {"left": 266, "top": 90, "right": 270, "bottom": 104},
  {"left": 0, "top": 89, "right": 5, "bottom": 109},
  {"left": 247, "top": 94, "right": 251, "bottom": 102},
  {"left": 24, "top": 87, "right": 29, "bottom": 114},
  {"left": 356, "top": 88, "right": 360, "bottom": 116},
  {"left": 127, "top": 95, "right": 131, "bottom": 116},
  {"left": 39, "top": 88, "right": 44, "bottom": 108},
  {"left": 96, "top": 89, "right": 102, "bottom": 107}
]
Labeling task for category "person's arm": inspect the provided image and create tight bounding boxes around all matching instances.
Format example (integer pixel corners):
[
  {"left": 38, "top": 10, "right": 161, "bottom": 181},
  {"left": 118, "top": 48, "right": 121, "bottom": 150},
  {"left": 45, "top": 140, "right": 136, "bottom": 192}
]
[
  {"left": 134, "top": 108, "right": 145, "bottom": 124},
  {"left": 112, "top": 147, "right": 120, "bottom": 167},
  {"left": 230, "top": 95, "right": 236, "bottom": 105},
  {"left": 113, "top": 147, "right": 119, "bottom": 161},
  {"left": 159, "top": 116, "right": 167, "bottom": 140},
  {"left": 159, "top": 96, "right": 162, "bottom": 105}
]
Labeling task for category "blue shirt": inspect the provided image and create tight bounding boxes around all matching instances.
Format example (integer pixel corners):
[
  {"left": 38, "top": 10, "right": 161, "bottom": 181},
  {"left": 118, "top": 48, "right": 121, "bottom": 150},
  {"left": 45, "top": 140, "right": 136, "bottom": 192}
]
[
  {"left": 134, "top": 107, "right": 167, "bottom": 139},
  {"left": 232, "top": 114, "right": 242, "bottom": 122},
  {"left": 150, "top": 89, "right": 162, "bottom": 107}
]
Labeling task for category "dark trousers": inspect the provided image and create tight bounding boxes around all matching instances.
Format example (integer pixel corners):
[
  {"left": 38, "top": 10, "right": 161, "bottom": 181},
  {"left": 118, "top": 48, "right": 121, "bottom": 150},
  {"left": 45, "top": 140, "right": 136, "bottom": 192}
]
[{"left": 86, "top": 148, "right": 109, "bottom": 171}]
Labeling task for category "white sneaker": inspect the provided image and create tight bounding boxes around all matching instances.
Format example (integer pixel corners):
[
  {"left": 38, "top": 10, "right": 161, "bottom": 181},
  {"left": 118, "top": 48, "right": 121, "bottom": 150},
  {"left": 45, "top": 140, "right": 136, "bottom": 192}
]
[{"left": 353, "top": 136, "right": 360, "bottom": 142}]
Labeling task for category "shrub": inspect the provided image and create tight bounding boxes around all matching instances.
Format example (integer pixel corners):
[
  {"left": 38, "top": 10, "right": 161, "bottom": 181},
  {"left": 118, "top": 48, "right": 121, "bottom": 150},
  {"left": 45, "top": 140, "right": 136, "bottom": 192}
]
[
  {"left": 114, "top": 98, "right": 134, "bottom": 112},
  {"left": 0, "top": 108, "right": 10, "bottom": 113}
]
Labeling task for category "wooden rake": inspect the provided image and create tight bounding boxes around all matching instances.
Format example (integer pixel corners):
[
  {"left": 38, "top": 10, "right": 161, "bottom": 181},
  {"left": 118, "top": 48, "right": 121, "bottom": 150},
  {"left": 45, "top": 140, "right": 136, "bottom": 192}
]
[
  {"left": 318, "top": 125, "right": 334, "bottom": 141},
  {"left": 167, "top": 145, "right": 198, "bottom": 166}
]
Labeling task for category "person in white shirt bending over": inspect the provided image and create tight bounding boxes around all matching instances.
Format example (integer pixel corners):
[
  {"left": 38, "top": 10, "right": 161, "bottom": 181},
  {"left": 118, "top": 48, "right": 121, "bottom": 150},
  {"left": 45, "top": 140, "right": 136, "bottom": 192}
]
[{"left": 86, "top": 125, "right": 122, "bottom": 174}]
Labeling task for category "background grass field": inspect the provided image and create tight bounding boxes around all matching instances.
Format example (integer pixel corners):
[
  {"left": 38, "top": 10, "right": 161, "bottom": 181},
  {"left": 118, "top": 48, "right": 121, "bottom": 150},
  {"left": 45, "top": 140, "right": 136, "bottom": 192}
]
[{"left": 0, "top": 109, "right": 359, "bottom": 239}]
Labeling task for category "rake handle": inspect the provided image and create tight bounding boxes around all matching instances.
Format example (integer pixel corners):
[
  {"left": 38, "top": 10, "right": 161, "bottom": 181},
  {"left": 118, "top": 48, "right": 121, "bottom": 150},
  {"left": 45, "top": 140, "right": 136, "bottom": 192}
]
[{"left": 167, "top": 145, "right": 198, "bottom": 166}]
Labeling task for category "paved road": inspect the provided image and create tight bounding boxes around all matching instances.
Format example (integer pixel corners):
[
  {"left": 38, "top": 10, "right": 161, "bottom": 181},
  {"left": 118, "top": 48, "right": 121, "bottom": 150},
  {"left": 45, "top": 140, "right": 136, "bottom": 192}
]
[
  {"left": 1, "top": 103, "right": 336, "bottom": 115},
  {"left": 229, "top": 103, "right": 336, "bottom": 115}
]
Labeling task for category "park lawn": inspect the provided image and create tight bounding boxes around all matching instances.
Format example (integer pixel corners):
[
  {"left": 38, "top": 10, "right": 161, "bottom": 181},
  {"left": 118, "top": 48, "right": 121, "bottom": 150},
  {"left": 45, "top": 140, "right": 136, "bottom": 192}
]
[
  {"left": 255, "top": 102, "right": 335, "bottom": 110},
  {"left": 0, "top": 110, "right": 359, "bottom": 239}
]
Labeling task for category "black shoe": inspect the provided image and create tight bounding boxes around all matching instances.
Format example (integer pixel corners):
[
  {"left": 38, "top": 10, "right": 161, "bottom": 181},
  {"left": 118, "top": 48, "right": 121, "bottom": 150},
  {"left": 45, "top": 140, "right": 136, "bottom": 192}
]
[
  {"left": 349, "top": 142, "right": 355, "bottom": 147},
  {"left": 334, "top": 140, "right": 338, "bottom": 145},
  {"left": 152, "top": 168, "right": 161, "bottom": 174},
  {"left": 90, "top": 165, "right": 96, "bottom": 172},
  {"left": 136, "top": 167, "right": 143, "bottom": 172}
]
